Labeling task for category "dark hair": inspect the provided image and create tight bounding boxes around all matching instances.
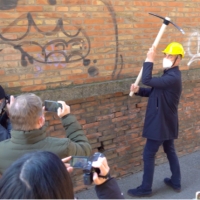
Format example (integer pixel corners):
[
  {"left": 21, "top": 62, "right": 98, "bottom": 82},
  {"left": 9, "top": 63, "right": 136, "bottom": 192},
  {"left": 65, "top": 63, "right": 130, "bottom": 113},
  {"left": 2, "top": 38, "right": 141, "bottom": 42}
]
[{"left": 0, "top": 151, "right": 74, "bottom": 199}]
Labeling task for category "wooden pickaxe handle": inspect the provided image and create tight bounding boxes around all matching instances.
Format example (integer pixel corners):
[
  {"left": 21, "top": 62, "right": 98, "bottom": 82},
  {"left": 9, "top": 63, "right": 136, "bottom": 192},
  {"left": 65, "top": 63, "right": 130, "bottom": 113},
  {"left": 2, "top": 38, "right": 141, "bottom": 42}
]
[{"left": 129, "top": 17, "right": 171, "bottom": 97}]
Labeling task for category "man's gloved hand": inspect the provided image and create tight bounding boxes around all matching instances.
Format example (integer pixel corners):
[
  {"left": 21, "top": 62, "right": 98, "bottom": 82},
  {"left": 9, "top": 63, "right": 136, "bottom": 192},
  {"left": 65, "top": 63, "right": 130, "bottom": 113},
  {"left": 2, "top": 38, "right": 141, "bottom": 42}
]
[{"left": 57, "top": 101, "right": 70, "bottom": 118}]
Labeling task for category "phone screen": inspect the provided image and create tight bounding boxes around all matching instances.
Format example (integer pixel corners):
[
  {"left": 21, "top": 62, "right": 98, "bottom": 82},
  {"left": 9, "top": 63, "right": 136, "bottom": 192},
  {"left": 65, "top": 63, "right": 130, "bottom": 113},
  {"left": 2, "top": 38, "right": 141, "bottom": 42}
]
[
  {"left": 70, "top": 156, "right": 88, "bottom": 169},
  {"left": 44, "top": 100, "right": 61, "bottom": 112}
]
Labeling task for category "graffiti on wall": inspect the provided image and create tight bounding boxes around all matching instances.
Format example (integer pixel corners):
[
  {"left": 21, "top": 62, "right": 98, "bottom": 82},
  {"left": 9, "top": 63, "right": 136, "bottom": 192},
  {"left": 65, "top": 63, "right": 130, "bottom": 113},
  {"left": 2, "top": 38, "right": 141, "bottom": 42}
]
[
  {"left": 48, "top": 0, "right": 57, "bottom": 5},
  {"left": 101, "top": 0, "right": 121, "bottom": 78},
  {"left": 0, "top": 0, "right": 56, "bottom": 9},
  {"left": 0, "top": 0, "right": 123, "bottom": 78},
  {"left": 0, "top": 0, "right": 18, "bottom": 10},
  {"left": 0, "top": 13, "right": 90, "bottom": 67},
  {"left": 187, "top": 31, "right": 200, "bottom": 66}
]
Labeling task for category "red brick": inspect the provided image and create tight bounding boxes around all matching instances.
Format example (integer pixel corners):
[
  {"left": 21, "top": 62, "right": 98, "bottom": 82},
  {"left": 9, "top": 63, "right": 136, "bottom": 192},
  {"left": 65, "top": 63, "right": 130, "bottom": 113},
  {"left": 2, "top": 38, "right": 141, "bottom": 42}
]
[
  {"left": 168, "top": 2, "right": 184, "bottom": 7},
  {"left": 116, "top": 146, "right": 131, "bottom": 153},
  {"left": 82, "top": 101, "right": 98, "bottom": 108},
  {"left": 63, "top": 0, "right": 85, "bottom": 5},
  {"left": 78, "top": 119, "right": 86, "bottom": 125},
  {"left": 87, "top": 133, "right": 102, "bottom": 139},
  {"left": 0, "top": 0, "right": 199, "bottom": 193},
  {"left": 21, "top": 85, "right": 46, "bottom": 92},
  {"left": 0, "top": 75, "right": 19, "bottom": 82},
  {"left": 133, "top": 1, "right": 151, "bottom": 6},
  {"left": 54, "top": 124, "right": 64, "bottom": 130},
  {"left": 82, "top": 122, "right": 99, "bottom": 129},
  {"left": 96, "top": 114, "right": 114, "bottom": 121},
  {"left": 84, "top": 19, "right": 104, "bottom": 24},
  {"left": 70, "top": 104, "right": 81, "bottom": 110},
  {"left": 16, "top": 6, "right": 43, "bottom": 12},
  {"left": 49, "top": 119, "right": 61, "bottom": 126},
  {"left": 112, "top": 116, "right": 129, "bottom": 122},
  {"left": 136, "top": 102, "right": 148, "bottom": 108}
]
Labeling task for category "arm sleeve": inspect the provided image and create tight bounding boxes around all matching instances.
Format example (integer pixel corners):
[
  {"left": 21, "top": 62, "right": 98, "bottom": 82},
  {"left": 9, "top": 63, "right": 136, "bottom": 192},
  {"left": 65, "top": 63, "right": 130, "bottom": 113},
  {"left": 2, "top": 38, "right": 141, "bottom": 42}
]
[
  {"left": 62, "top": 114, "right": 92, "bottom": 156},
  {"left": 95, "top": 178, "right": 124, "bottom": 199},
  {"left": 135, "top": 87, "right": 152, "bottom": 97},
  {"left": 142, "top": 62, "right": 177, "bottom": 89}
]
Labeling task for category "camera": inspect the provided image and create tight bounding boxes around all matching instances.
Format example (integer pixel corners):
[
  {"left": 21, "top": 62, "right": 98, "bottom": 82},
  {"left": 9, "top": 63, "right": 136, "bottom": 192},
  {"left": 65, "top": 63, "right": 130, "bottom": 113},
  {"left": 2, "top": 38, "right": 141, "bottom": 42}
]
[
  {"left": 71, "top": 152, "right": 104, "bottom": 185},
  {"left": 0, "top": 94, "right": 10, "bottom": 115},
  {"left": 5, "top": 94, "right": 11, "bottom": 104},
  {"left": 83, "top": 152, "right": 105, "bottom": 185}
]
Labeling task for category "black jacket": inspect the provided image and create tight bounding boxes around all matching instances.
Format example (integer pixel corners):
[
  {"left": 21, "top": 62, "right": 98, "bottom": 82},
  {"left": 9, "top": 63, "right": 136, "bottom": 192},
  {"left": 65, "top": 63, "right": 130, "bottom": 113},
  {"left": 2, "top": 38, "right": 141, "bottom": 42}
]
[
  {"left": 136, "top": 62, "right": 182, "bottom": 140},
  {"left": 0, "top": 111, "right": 11, "bottom": 142},
  {"left": 95, "top": 178, "right": 124, "bottom": 199}
]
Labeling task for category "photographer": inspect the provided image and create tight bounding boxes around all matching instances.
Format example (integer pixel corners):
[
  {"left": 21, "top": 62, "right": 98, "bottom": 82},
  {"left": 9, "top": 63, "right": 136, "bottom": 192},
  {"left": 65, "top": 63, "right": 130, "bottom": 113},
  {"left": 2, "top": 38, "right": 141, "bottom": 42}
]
[
  {"left": 89, "top": 156, "right": 124, "bottom": 199},
  {"left": 0, "top": 86, "right": 11, "bottom": 142},
  {"left": 0, "top": 151, "right": 124, "bottom": 199},
  {"left": 0, "top": 93, "right": 91, "bottom": 174}
]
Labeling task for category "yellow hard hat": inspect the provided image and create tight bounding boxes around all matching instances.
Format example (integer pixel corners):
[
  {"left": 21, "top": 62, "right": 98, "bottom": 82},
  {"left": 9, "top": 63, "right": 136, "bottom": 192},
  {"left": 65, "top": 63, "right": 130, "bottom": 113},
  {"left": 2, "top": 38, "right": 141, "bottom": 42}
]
[{"left": 162, "top": 42, "right": 185, "bottom": 58}]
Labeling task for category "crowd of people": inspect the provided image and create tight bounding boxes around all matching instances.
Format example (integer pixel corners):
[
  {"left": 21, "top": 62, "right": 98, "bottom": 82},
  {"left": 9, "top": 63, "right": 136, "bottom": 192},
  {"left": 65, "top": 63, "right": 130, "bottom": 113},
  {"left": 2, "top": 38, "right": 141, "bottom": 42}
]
[{"left": 0, "top": 42, "right": 187, "bottom": 199}]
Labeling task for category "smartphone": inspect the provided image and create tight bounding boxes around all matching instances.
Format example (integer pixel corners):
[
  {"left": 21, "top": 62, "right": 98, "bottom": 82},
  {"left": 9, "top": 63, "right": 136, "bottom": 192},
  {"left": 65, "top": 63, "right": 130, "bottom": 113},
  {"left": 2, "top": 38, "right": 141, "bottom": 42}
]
[
  {"left": 70, "top": 156, "right": 88, "bottom": 169},
  {"left": 44, "top": 100, "right": 62, "bottom": 112}
]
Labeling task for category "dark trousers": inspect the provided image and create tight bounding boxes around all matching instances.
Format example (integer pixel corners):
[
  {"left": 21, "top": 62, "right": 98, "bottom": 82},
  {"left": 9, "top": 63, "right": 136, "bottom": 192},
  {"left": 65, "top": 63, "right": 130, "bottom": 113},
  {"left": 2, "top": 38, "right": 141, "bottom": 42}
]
[{"left": 141, "top": 139, "right": 181, "bottom": 192}]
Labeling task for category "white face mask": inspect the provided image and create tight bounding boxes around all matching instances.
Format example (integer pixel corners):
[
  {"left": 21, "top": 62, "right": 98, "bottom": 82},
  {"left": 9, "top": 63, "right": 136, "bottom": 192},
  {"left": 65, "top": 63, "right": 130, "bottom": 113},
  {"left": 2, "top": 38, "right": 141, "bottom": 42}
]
[{"left": 163, "top": 58, "right": 173, "bottom": 69}]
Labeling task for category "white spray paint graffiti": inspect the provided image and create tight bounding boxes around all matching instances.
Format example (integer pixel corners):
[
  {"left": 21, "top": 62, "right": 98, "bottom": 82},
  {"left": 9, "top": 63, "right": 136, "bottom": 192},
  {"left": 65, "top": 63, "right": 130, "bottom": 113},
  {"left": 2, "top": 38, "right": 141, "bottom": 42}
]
[
  {"left": 34, "top": 44, "right": 66, "bottom": 76},
  {"left": 187, "top": 31, "right": 200, "bottom": 66}
]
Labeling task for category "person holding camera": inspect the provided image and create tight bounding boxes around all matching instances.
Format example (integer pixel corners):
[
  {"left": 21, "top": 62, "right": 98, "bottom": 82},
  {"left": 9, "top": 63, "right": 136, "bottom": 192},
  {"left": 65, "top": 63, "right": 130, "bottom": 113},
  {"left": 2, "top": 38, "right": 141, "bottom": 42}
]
[
  {"left": 0, "top": 86, "right": 12, "bottom": 142},
  {"left": 0, "top": 93, "right": 91, "bottom": 174},
  {"left": 0, "top": 151, "right": 124, "bottom": 199}
]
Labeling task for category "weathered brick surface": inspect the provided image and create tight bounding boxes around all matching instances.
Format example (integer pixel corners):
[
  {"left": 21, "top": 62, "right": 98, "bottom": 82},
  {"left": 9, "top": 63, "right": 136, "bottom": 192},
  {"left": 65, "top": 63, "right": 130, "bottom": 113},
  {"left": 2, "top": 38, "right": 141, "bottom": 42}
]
[
  {"left": 0, "top": 0, "right": 200, "bottom": 94},
  {"left": 1, "top": 0, "right": 200, "bottom": 193},
  {"left": 44, "top": 79, "right": 200, "bottom": 192}
]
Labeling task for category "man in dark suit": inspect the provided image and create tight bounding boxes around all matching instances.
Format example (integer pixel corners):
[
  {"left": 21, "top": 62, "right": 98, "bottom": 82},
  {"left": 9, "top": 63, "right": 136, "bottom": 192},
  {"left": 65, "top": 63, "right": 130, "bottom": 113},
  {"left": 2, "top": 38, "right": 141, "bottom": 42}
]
[{"left": 128, "top": 42, "right": 185, "bottom": 197}]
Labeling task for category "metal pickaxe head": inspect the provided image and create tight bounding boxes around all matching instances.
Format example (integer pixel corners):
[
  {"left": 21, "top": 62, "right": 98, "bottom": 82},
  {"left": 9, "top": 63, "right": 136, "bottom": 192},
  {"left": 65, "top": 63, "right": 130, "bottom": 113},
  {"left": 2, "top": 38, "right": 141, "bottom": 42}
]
[{"left": 149, "top": 12, "right": 185, "bottom": 34}]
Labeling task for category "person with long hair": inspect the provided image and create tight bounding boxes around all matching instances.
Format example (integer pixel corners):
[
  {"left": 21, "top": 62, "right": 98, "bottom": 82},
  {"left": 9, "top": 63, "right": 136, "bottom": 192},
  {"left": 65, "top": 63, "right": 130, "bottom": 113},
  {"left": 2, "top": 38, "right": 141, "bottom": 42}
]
[{"left": 0, "top": 151, "right": 124, "bottom": 199}]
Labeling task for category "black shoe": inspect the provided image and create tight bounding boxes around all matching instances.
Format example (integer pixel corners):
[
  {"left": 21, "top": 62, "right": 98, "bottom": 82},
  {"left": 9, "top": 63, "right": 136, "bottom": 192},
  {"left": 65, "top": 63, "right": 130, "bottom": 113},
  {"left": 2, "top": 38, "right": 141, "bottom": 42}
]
[
  {"left": 127, "top": 186, "right": 152, "bottom": 197},
  {"left": 164, "top": 178, "right": 181, "bottom": 193}
]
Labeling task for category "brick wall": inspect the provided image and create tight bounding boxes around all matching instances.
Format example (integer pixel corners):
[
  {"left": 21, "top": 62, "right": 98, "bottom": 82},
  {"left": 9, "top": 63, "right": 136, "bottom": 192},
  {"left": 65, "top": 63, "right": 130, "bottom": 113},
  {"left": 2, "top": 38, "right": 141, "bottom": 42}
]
[
  {"left": 45, "top": 78, "right": 200, "bottom": 192},
  {"left": 1, "top": 0, "right": 200, "bottom": 193},
  {"left": 0, "top": 0, "right": 200, "bottom": 94}
]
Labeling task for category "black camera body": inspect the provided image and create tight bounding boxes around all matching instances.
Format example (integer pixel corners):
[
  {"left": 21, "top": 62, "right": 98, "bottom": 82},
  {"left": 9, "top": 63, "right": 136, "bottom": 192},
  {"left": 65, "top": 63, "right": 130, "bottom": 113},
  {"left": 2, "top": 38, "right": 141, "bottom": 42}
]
[
  {"left": 82, "top": 152, "right": 104, "bottom": 185},
  {"left": 5, "top": 94, "right": 11, "bottom": 104},
  {"left": 5, "top": 94, "right": 17, "bottom": 106}
]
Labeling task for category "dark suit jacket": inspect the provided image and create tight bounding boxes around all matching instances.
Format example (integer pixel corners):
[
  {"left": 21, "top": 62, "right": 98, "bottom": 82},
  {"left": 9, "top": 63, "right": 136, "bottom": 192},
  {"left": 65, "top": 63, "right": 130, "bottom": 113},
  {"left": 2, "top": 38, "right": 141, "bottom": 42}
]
[{"left": 136, "top": 62, "right": 182, "bottom": 140}]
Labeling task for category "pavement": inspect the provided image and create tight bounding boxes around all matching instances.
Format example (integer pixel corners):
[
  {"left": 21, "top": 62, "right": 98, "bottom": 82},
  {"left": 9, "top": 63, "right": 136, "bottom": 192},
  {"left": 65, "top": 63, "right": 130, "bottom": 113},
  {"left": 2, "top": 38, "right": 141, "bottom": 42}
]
[{"left": 76, "top": 150, "right": 200, "bottom": 199}]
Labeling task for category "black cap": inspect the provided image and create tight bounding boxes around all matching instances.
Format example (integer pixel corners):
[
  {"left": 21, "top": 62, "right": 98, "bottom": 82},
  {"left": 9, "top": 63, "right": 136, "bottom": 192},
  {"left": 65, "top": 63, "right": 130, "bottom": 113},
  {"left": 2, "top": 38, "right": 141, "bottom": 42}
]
[{"left": 0, "top": 86, "right": 5, "bottom": 99}]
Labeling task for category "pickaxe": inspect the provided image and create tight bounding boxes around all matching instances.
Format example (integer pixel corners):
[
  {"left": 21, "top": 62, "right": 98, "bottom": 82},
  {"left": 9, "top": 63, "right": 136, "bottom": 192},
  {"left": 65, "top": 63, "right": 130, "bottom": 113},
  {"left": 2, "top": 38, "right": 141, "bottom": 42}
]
[{"left": 129, "top": 13, "right": 185, "bottom": 96}]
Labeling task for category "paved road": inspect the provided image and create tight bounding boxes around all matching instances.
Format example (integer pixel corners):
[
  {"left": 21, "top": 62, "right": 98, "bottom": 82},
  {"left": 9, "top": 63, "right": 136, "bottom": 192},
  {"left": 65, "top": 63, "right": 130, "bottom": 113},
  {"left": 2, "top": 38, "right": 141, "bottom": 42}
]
[{"left": 76, "top": 150, "right": 200, "bottom": 199}]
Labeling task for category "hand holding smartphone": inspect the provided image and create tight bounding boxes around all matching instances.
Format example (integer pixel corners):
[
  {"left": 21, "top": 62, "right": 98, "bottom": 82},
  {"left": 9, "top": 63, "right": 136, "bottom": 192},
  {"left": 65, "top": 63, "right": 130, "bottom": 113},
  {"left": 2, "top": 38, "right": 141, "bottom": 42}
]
[
  {"left": 45, "top": 100, "right": 70, "bottom": 118},
  {"left": 44, "top": 100, "right": 62, "bottom": 113}
]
